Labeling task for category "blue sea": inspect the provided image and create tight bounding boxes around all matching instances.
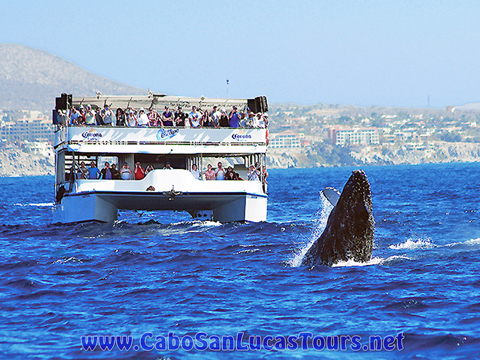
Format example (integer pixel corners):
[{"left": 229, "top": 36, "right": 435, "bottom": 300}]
[{"left": 1, "top": 163, "right": 480, "bottom": 359}]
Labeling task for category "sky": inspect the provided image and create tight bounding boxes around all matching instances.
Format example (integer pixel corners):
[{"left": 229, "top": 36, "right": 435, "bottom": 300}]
[{"left": 2, "top": 0, "right": 480, "bottom": 108}]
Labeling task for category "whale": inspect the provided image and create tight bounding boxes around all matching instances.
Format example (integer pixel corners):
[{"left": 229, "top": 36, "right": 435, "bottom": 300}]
[{"left": 302, "top": 170, "right": 374, "bottom": 267}]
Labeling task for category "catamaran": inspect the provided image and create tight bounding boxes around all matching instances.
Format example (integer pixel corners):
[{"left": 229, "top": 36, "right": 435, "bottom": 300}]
[{"left": 53, "top": 93, "right": 268, "bottom": 224}]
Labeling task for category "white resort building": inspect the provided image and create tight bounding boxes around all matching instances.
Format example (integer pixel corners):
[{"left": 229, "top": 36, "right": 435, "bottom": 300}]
[{"left": 326, "top": 126, "right": 379, "bottom": 146}]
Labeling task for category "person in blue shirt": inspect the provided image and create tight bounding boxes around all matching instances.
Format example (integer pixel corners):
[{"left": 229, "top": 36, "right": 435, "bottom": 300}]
[
  {"left": 88, "top": 161, "right": 101, "bottom": 179},
  {"left": 229, "top": 106, "right": 241, "bottom": 128}
]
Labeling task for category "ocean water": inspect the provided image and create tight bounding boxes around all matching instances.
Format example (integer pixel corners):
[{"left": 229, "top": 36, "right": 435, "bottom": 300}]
[{"left": 1, "top": 163, "right": 480, "bottom": 359}]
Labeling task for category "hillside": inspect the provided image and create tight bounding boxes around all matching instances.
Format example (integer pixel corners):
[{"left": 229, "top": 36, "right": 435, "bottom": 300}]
[{"left": 0, "top": 44, "right": 146, "bottom": 111}]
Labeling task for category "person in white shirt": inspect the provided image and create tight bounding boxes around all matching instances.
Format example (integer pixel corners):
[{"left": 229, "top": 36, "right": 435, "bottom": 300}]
[
  {"left": 137, "top": 108, "right": 149, "bottom": 127},
  {"left": 247, "top": 165, "right": 260, "bottom": 181},
  {"left": 188, "top": 106, "right": 201, "bottom": 128},
  {"left": 85, "top": 105, "right": 96, "bottom": 125},
  {"left": 190, "top": 164, "right": 201, "bottom": 180}
]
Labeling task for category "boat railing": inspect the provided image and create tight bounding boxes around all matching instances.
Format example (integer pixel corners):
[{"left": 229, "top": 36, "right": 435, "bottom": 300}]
[{"left": 54, "top": 126, "right": 268, "bottom": 149}]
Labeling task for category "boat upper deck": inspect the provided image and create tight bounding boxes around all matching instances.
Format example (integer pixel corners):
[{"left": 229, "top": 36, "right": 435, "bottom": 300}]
[{"left": 54, "top": 93, "right": 268, "bottom": 155}]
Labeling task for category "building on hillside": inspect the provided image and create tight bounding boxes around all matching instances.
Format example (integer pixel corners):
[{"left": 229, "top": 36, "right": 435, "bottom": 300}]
[
  {"left": 0, "top": 116, "right": 54, "bottom": 143},
  {"left": 326, "top": 126, "right": 379, "bottom": 146},
  {"left": 269, "top": 131, "right": 302, "bottom": 148}
]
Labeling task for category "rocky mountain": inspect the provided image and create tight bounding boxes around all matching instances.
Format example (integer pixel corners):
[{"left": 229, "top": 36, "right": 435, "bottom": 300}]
[{"left": 0, "top": 44, "right": 146, "bottom": 111}]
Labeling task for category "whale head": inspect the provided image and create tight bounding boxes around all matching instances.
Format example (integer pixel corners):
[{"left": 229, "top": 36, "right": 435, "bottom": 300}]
[{"left": 302, "top": 170, "right": 374, "bottom": 267}]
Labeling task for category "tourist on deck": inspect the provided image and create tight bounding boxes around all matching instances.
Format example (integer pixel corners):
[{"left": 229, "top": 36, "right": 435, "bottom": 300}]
[
  {"left": 56, "top": 109, "right": 68, "bottom": 128},
  {"left": 256, "top": 113, "right": 265, "bottom": 128},
  {"left": 101, "top": 105, "right": 116, "bottom": 126},
  {"left": 77, "top": 106, "right": 86, "bottom": 125},
  {"left": 134, "top": 162, "right": 146, "bottom": 180},
  {"left": 205, "top": 164, "right": 216, "bottom": 180},
  {"left": 162, "top": 106, "right": 174, "bottom": 127},
  {"left": 210, "top": 106, "right": 220, "bottom": 127},
  {"left": 95, "top": 107, "right": 104, "bottom": 126},
  {"left": 225, "top": 166, "right": 240, "bottom": 180},
  {"left": 229, "top": 106, "right": 241, "bottom": 128},
  {"left": 239, "top": 111, "right": 247, "bottom": 128},
  {"left": 263, "top": 114, "right": 269, "bottom": 128},
  {"left": 174, "top": 106, "right": 187, "bottom": 127},
  {"left": 219, "top": 109, "right": 229, "bottom": 127},
  {"left": 120, "top": 162, "right": 132, "bottom": 180},
  {"left": 78, "top": 161, "right": 88, "bottom": 179},
  {"left": 85, "top": 105, "right": 96, "bottom": 125},
  {"left": 88, "top": 161, "right": 101, "bottom": 179},
  {"left": 100, "top": 162, "right": 113, "bottom": 180},
  {"left": 246, "top": 109, "right": 256, "bottom": 128},
  {"left": 111, "top": 164, "right": 120, "bottom": 179},
  {"left": 148, "top": 108, "right": 161, "bottom": 127},
  {"left": 163, "top": 162, "right": 173, "bottom": 170},
  {"left": 216, "top": 162, "right": 226, "bottom": 180},
  {"left": 116, "top": 108, "right": 126, "bottom": 126},
  {"left": 69, "top": 108, "right": 79, "bottom": 126},
  {"left": 145, "top": 164, "right": 155, "bottom": 175},
  {"left": 200, "top": 109, "right": 212, "bottom": 128},
  {"left": 137, "top": 108, "right": 149, "bottom": 127},
  {"left": 126, "top": 109, "right": 137, "bottom": 127},
  {"left": 190, "top": 164, "right": 201, "bottom": 180},
  {"left": 261, "top": 165, "right": 268, "bottom": 192},
  {"left": 247, "top": 165, "right": 260, "bottom": 181},
  {"left": 189, "top": 106, "right": 202, "bottom": 128}
]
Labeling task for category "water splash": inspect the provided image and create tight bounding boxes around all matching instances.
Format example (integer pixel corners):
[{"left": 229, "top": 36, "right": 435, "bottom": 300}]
[{"left": 288, "top": 192, "right": 333, "bottom": 267}]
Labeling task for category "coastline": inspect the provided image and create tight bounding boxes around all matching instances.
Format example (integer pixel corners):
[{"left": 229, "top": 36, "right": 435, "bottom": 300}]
[{"left": 1, "top": 142, "right": 479, "bottom": 177}]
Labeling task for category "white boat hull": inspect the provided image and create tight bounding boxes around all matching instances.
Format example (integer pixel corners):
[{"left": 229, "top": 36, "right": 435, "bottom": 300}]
[{"left": 53, "top": 170, "right": 267, "bottom": 223}]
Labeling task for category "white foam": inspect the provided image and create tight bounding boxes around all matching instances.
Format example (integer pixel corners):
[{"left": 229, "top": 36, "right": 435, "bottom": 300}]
[
  {"left": 446, "top": 238, "right": 480, "bottom": 247},
  {"left": 332, "top": 256, "right": 384, "bottom": 267},
  {"left": 289, "top": 194, "right": 333, "bottom": 267},
  {"left": 389, "top": 238, "right": 434, "bottom": 250},
  {"left": 15, "top": 202, "right": 54, "bottom": 207}
]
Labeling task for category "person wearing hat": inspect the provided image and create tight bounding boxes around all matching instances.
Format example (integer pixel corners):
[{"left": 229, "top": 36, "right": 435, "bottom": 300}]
[
  {"left": 174, "top": 106, "right": 187, "bottom": 127},
  {"left": 163, "top": 162, "right": 173, "bottom": 170},
  {"left": 137, "top": 108, "right": 149, "bottom": 127},
  {"left": 162, "top": 106, "right": 174, "bottom": 127},
  {"left": 85, "top": 104, "right": 96, "bottom": 125}
]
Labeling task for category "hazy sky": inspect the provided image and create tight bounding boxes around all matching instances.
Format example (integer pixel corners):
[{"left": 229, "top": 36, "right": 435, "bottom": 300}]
[{"left": 2, "top": 0, "right": 480, "bottom": 108}]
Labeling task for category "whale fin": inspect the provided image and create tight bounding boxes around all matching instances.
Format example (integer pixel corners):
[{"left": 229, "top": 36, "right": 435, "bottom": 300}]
[{"left": 322, "top": 187, "right": 341, "bottom": 207}]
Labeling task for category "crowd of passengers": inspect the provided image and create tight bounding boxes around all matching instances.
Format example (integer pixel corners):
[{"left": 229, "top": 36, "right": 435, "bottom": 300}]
[
  {"left": 58, "top": 104, "right": 268, "bottom": 129},
  {"left": 75, "top": 161, "right": 268, "bottom": 184}
]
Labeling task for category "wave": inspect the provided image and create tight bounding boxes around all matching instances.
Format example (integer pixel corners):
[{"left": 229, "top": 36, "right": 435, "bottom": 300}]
[
  {"left": 389, "top": 238, "right": 435, "bottom": 250},
  {"left": 14, "top": 202, "right": 54, "bottom": 207}
]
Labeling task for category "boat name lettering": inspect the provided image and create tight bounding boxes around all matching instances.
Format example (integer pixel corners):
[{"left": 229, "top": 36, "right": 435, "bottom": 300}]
[
  {"left": 81, "top": 131, "right": 103, "bottom": 140},
  {"left": 156, "top": 128, "right": 179, "bottom": 140},
  {"left": 232, "top": 133, "right": 252, "bottom": 141}
]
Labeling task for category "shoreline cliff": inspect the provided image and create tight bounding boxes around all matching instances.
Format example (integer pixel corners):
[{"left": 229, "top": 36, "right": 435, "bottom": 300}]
[{"left": 1, "top": 142, "right": 479, "bottom": 177}]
